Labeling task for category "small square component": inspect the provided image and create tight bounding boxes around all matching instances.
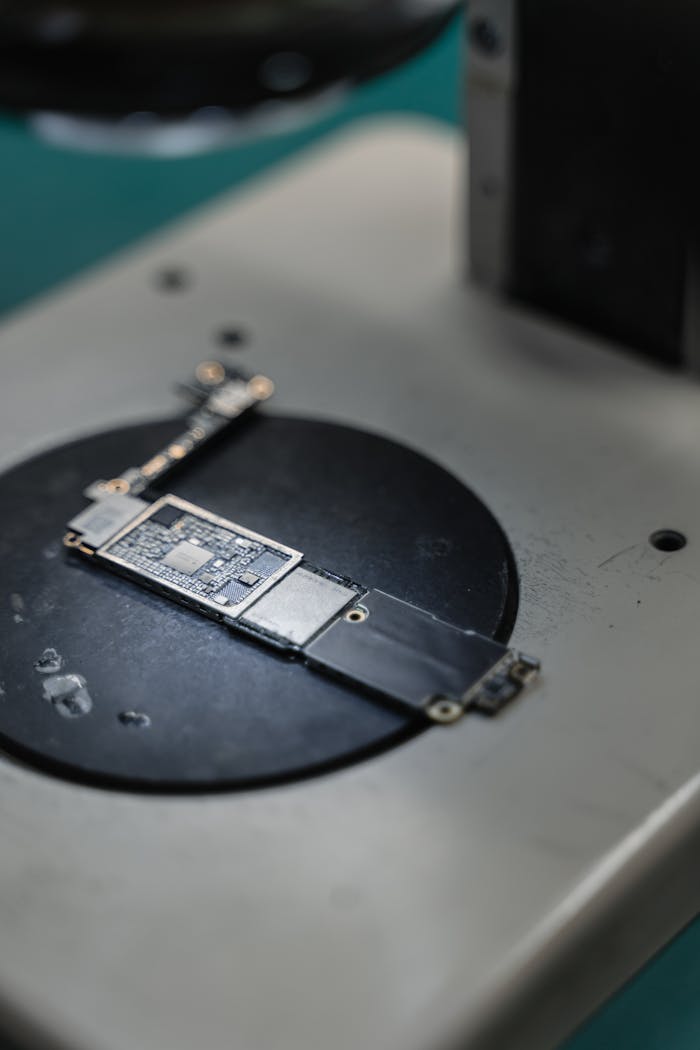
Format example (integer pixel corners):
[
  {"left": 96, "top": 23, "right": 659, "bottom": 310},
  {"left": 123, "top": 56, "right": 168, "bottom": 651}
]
[
  {"left": 150, "top": 504, "right": 183, "bottom": 528},
  {"left": 162, "top": 541, "right": 213, "bottom": 576},
  {"left": 247, "top": 551, "right": 288, "bottom": 578},
  {"left": 97, "top": 495, "right": 302, "bottom": 618}
]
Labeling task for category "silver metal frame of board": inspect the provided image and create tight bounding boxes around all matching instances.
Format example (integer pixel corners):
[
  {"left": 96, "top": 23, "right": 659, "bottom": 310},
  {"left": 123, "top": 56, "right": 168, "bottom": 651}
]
[
  {"left": 97, "top": 494, "right": 303, "bottom": 620},
  {"left": 1, "top": 120, "right": 700, "bottom": 1050}
]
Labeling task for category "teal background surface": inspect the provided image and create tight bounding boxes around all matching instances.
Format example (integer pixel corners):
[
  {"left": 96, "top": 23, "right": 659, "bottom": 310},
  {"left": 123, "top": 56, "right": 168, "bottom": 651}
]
[
  {"left": 0, "top": 16, "right": 699, "bottom": 1049},
  {"left": 0, "top": 24, "right": 459, "bottom": 317}
]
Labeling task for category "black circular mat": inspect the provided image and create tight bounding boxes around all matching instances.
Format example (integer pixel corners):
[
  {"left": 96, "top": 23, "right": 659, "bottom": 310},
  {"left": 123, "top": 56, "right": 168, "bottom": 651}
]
[{"left": 0, "top": 414, "right": 518, "bottom": 792}]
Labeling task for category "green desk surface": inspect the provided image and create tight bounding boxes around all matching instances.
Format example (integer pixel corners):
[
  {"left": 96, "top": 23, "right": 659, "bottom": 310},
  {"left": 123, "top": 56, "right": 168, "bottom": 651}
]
[{"left": 1, "top": 17, "right": 699, "bottom": 1050}]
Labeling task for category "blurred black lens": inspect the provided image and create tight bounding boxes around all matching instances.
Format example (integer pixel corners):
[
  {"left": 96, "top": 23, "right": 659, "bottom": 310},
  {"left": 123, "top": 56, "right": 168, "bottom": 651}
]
[{"left": 0, "top": 0, "right": 459, "bottom": 117}]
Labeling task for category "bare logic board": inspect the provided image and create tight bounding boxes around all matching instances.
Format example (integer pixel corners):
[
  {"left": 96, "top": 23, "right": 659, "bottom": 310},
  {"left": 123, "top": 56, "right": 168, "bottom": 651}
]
[
  {"left": 100, "top": 496, "right": 303, "bottom": 619},
  {"left": 64, "top": 364, "right": 540, "bottom": 725}
]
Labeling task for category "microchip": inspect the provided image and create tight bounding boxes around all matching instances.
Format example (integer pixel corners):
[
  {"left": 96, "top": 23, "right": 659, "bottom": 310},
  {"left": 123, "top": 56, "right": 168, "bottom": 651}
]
[
  {"left": 214, "top": 580, "right": 251, "bottom": 606},
  {"left": 98, "top": 495, "right": 303, "bottom": 619},
  {"left": 76, "top": 490, "right": 541, "bottom": 720},
  {"left": 150, "top": 504, "right": 183, "bottom": 528},
  {"left": 162, "top": 541, "right": 213, "bottom": 576},
  {"left": 247, "top": 551, "right": 288, "bottom": 578}
]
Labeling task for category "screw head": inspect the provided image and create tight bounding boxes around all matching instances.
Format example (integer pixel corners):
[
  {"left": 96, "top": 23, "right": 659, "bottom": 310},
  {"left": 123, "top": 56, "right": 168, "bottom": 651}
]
[
  {"left": 247, "top": 375, "right": 275, "bottom": 401},
  {"left": 426, "top": 697, "right": 464, "bottom": 725},
  {"left": 103, "top": 477, "right": 130, "bottom": 495},
  {"left": 196, "top": 360, "right": 226, "bottom": 386}
]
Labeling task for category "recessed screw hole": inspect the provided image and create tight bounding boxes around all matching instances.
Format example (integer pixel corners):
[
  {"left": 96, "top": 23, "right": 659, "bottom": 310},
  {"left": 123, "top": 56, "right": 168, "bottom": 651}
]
[
  {"left": 471, "top": 17, "right": 503, "bottom": 56},
  {"left": 155, "top": 267, "right": 190, "bottom": 293},
  {"left": 650, "top": 529, "right": 687, "bottom": 552},
  {"left": 118, "top": 711, "right": 151, "bottom": 728},
  {"left": 216, "top": 327, "right": 247, "bottom": 348}
]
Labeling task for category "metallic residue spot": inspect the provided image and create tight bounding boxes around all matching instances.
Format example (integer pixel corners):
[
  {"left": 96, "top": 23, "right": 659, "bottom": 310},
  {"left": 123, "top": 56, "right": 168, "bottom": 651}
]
[
  {"left": 417, "top": 536, "right": 453, "bottom": 559},
  {"left": 34, "top": 648, "right": 64, "bottom": 675},
  {"left": 118, "top": 711, "right": 151, "bottom": 729},
  {"left": 10, "top": 593, "right": 25, "bottom": 623},
  {"left": 42, "top": 674, "right": 93, "bottom": 719}
]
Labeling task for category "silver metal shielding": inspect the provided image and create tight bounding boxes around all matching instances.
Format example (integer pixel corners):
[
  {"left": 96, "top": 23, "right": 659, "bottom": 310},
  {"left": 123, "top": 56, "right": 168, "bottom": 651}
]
[
  {"left": 241, "top": 568, "right": 357, "bottom": 646},
  {"left": 97, "top": 494, "right": 303, "bottom": 619},
  {"left": 162, "top": 541, "right": 214, "bottom": 576},
  {"left": 68, "top": 494, "right": 148, "bottom": 549}
]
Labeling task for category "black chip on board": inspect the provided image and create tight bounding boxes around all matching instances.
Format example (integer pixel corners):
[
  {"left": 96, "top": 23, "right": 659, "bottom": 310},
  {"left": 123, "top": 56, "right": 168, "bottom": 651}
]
[{"left": 151, "top": 504, "right": 183, "bottom": 528}]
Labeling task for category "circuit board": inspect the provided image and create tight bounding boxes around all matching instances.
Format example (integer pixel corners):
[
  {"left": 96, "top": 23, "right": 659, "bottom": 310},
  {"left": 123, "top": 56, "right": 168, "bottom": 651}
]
[
  {"left": 99, "top": 495, "right": 302, "bottom": 618},
  {"left": 62, "top": 363, "right": 539, "bottom": 726},
  {"left": 73, "top": 487, "right": 539, "bottom": 715}
]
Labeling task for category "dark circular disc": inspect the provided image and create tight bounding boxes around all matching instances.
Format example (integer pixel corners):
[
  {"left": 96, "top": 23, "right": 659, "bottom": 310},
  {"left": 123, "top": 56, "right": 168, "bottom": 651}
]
[
  {"left": 0, "top": 414, "right": 517, "bottom": 792},
  {"left": 0, "top": 1, "right": 458, "bottom": 118}
]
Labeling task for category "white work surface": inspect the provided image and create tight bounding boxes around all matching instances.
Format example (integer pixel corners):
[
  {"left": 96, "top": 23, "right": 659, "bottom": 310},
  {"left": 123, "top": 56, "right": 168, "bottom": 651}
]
[{"left": 1, "top": 120, "right": 700, "bottom": 1050}]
